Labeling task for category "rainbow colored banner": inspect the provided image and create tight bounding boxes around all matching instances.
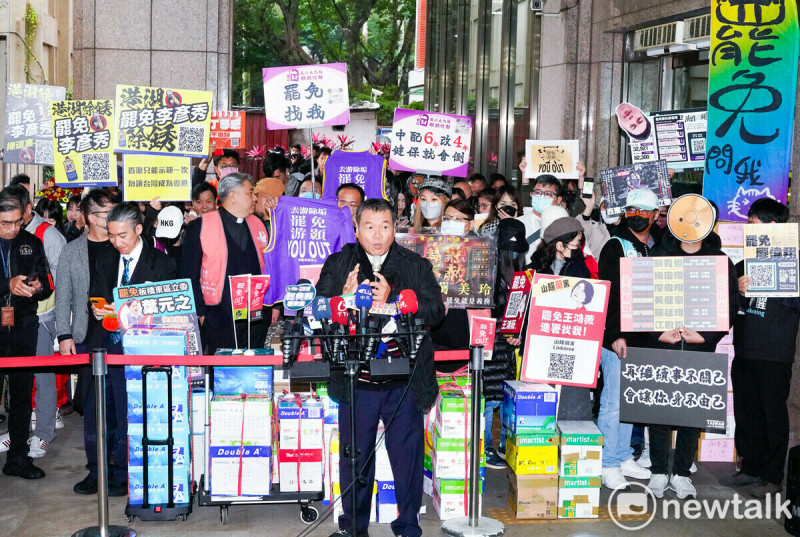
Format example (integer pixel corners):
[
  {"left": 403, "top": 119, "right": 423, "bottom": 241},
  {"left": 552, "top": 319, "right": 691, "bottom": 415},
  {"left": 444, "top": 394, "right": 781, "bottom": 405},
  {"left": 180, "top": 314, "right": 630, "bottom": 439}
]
[{"left": 703, "top": 0, "right": 799, "bottom": 222}]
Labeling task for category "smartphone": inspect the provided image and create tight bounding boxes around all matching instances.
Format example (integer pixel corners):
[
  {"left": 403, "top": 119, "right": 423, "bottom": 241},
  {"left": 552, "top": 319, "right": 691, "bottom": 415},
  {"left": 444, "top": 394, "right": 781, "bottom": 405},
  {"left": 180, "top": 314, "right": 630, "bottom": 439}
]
[
  {"left": 89, "top": 297, "right": 110, "bottom": 309},
  {"left": 581, "top": 177, "right": 595, "bottom": 199},
  {"left": 23, "top": 274, "right": 39, "bottom": 285}
]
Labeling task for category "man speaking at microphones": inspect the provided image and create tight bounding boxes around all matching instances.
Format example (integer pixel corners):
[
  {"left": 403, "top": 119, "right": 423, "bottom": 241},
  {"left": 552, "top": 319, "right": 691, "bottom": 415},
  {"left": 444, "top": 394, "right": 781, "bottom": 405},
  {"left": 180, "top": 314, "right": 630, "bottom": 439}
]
[{"left": 317, "top": 199, "right": 445, "bottom": 537}]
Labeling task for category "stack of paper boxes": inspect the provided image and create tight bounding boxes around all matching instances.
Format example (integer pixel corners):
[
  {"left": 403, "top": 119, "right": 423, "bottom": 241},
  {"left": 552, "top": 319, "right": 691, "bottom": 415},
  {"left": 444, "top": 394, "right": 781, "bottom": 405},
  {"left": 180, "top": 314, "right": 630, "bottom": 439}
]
[
  {"left": 432, "top": 390, "right": 485, "bottom": 520},
  {"left": 556, "top": 421, "right": 603, "bottom": 519},
  {"left": 275, "top": 394, "right": 324, "bottom": 493},
  {"left": 502, "top": 381, "right": 559, "bottom": 519},
  {"left": 208, "top": 366, "right": 273, "bottom": 497},
  {"left": 126, "top": 366, "right": 191, "bottom": 505}
]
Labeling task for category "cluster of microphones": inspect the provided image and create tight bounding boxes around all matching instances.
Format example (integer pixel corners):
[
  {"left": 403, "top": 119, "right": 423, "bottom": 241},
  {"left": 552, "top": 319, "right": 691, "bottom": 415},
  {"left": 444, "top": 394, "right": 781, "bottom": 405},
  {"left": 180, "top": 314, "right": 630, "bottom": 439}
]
[{"left": 281, "top": 281, "right": 426, "bottom": 372}]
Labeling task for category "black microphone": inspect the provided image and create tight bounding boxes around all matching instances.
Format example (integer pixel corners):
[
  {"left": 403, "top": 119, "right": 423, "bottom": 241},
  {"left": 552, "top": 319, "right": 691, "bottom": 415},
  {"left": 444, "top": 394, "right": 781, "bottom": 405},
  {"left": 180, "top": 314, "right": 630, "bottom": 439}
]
[{"left": 355, "top": 284, "right": 373, "bottom": 335}]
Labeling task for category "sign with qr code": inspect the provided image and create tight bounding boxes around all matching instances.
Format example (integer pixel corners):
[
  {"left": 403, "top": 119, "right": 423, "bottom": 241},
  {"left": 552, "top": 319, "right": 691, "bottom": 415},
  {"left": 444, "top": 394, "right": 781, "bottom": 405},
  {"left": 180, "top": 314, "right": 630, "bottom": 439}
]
[
  {"left": 620, "top": 347, "right": 728, "bottom": 429},
  {"left": 262, "top": 63, "right": 350, "bottom": 130},
  {"left": 388, "top": 109, "right": 473, "bottom": 178},
  {"left": 600, "top": 160, "right": 672, "bottom": 217},
  {"left": 113, "top": 278, "right": 202, "bottom": 356},
  {"left": 3, "top": 83, "right": 66, "bottom": 165},
  {"left": 210, "top": 111, "right": 246, "bottom": 149},
  {"left": 113, "top": 84, "right": 212, "bottom": 158},
  {"left": 620, "top": 106, "right": 707, "bottom": 171},
  {"left": 520, "top": 274, "right": 610, "bottom": 388},
  {"left": 620, "top": 256, "right": 730, "bottom": 331},
  {"left": 743, "top": 223, "right": 800, "bottom": 297},
  {"left": 498, "top": 270, "right": 533, "bottom": 335},
  {"left": 50, "top": 99, "right": 118, "bottom": 187},
  {"left": 122, "top": 154, "right": 192, "bottom": 201}
]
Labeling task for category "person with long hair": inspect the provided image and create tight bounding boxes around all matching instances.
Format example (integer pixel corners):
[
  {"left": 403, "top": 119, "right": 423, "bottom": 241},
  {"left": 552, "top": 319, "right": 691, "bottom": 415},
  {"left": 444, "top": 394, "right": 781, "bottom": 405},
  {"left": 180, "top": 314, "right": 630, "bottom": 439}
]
[
  {"left": 35, "top": 199, "right": 65, "bottom": 236},
  {"left": 479, "top": 185, "right": 523, "bottom": 238},
  {"left": 413, "top": 177, "right": 451, "bottom": 229}
]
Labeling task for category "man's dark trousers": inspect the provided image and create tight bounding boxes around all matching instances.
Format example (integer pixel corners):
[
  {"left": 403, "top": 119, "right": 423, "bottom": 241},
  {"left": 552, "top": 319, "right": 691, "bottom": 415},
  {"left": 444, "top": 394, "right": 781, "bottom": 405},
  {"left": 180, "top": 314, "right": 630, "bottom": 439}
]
[
  {"left": 0, "top": 316, "right": 38, "bottom": 462},
  {"left": 338, "top": 383, "right": 424, "bottom": 537}
]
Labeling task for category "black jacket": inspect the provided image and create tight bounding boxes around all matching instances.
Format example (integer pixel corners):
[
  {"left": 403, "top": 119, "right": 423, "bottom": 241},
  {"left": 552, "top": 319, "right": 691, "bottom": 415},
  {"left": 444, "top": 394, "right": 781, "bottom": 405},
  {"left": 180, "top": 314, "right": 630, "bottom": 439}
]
[
  {"left": 646, "top": 231, "right": 738, "bottom": 352},
  {"left": 316, "top": 241, "right": 446, "bottom": 411},
  {"left": 0, "top": 230, "right": 53, "bottom": 321},
  {"left": 529, "top": 248, "right": 592, "bottom": 279},
  {"left": 598, "top": 220, "right": 661, "bottom": 349},
  {"left": 733, "top": 260, "right": 800, "bottom": 362}
]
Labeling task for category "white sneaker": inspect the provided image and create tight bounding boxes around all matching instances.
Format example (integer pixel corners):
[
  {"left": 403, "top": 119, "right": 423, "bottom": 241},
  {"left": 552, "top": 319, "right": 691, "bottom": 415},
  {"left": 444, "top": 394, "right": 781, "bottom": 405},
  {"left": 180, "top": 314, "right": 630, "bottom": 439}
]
[
  {"left": 621, "top": 457, "right": 652, "bottom": 479},
  {"left": 690, "top": 462, "right": 697, "bottom": 474},
  {"left": 602, "top": 467, "right": 630, "bottom": 490},
  {"left": 27, "top": 435, "right": 48, "bottom": 458},
  {"left": 0, "top": 433, "right": 9, "bottom": 453},
  {"left": 638, "top": 447, "right": 651, "bottom": 468},
  {"left": 669, "top": 475, "right": 697, "bottom": 499},
  {"left": 55, "top": 409, "right": 64, "bottom": 430},
  {"left": 648, "top": 473, "right": 669, "bottom": 498}
]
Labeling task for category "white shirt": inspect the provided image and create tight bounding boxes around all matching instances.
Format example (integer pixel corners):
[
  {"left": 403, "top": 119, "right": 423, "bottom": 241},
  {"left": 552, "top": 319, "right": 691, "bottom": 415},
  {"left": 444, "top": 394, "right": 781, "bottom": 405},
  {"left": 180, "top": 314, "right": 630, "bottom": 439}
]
[
  {"left": 367, "top": 252, "right": 389, "bottom": 273},
  {"left": 117, "top": 238, "right": 144, "bottom": 286},
  {"left": 516, "top": 209, "right": 542, "bottom": 266}
]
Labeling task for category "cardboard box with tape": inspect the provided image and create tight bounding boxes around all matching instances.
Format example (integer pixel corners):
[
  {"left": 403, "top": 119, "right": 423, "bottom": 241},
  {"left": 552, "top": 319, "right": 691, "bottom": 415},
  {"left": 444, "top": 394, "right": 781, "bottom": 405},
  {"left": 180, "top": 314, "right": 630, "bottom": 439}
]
[{"left": 557, "top": 421, "right": 603, "bottom": 477}]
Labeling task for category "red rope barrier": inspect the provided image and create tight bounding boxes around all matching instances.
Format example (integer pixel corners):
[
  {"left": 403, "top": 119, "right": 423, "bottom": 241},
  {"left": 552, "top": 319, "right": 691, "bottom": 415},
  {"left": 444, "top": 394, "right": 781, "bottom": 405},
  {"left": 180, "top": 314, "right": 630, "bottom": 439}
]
[{"left": 0, "top": 355, "right": 91, "bottom": 368}]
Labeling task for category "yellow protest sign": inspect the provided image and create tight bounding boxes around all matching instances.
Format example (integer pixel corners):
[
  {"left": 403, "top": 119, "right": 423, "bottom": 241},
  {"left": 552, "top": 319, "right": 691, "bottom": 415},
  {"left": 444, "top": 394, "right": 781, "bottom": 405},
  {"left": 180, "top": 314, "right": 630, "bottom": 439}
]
[
  {"left": 122, "top": 154, "right": 192, "bottom": 202},
  {"left": 51, "top": 99, "right": 118, "bottom": 187},
  {"left": 114, "top": 85, "right": 212, "bottom": 157}
]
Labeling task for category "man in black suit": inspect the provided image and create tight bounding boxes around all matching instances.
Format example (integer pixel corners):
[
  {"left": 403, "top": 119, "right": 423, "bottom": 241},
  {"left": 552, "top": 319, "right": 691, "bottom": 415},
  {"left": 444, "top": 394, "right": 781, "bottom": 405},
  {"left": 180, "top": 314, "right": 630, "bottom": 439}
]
[{"left": 73, "top": 202, "right": 177, "bottom": 496}]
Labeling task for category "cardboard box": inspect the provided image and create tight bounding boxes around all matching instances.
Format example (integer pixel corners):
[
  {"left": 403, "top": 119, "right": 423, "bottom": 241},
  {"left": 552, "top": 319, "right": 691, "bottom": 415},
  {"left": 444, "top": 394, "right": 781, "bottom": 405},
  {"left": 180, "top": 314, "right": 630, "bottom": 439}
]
[
  {"left": 697, "top": 438, "right": 737, "bottom": 462},
  {"left": 433, "top": 477, "right": 483, "bottom": 520},
  {"left": 277, "top": 396, "right": 324, "bottom": 450},
  {"left": 213, "top": 366, "right": 273, "bottom": 396},
  {"left": 128, "top": 421, "right": 191, "bottom": 440},
  {"left": 557, "top": 476, "right": 601, "bottom": 518},
  {"left": 126, "top": 378, "right": 189, "bottom": 425},
  {"left": 507, "top": 471, "right": 558, "bottom": 519},
  {"left": 209, "top": 395, "right": 272, "bottom": 446},
  {"left": 502, "top": 381, "right": 557, "bottom": 433},
  {"left": 191, "top": 389, "right": 210, "bottom": 432},
  {"left": 431, "top": 436, "right": 485, "bottom": 480},
  {"left": 557, "top": 421, "right": 604, "bottom": 477},
  {"left": 505, "top": 430, "right": 558, "bottom": 475},
  {"left": 435, "top": 390, "right": 485, "bottom": 439},
  {"left": 123, "top": 331, "right": 187, "bottom": 356},
  {"left": 125, "top": 365, "right": 188, "bottom": 381},
  {"left": 128, "top": 436, "right": 190, "bottom": 467},
  {"left": 278, "top": 448, "right": 323, "bottom": 492},
  {"left": 317, "top": 383, "right": 339, "bottom": 425},
  {"left": 128, "top": 465, "right": 191, "bottom": 505},
  {"left": 192, "top": 433, "right": 205, "bottom": 481},
  {"left": 209, "top": 445, "right": 271, "bottom": 496},
  {"left": 332, "top": 481, "right": 376, "bottom": 523},
  {"left": 376, "top": 480, "right": 397, "bottom": 523}
]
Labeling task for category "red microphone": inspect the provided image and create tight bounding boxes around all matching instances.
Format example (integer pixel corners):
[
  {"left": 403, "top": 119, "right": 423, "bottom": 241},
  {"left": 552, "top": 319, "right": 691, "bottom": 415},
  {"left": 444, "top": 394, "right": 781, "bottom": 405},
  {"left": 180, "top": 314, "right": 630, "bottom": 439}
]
[
  {"left": 398, "top": 290, "right": 418, "bottom": 315},
  {"left": 330, "top": 296, "right": 348, "bottom": 326}
]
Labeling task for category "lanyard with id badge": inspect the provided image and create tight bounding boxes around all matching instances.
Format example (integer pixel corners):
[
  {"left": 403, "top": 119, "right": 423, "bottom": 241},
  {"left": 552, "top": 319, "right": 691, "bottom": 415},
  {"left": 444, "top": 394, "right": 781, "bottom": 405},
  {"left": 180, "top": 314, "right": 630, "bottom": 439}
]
[{"left": 1, "top": 243, "right": 12, "bottom": 327}]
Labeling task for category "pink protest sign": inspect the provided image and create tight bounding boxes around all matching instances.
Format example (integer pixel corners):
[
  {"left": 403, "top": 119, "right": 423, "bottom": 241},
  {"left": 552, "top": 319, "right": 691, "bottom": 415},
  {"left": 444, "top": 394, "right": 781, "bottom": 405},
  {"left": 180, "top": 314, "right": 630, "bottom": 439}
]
[
  {"left": 262, "top": 63, "right": 350, "bottom": 130},
  {"left": 389, "top": 109, "right": 473, "bottom": 178}
]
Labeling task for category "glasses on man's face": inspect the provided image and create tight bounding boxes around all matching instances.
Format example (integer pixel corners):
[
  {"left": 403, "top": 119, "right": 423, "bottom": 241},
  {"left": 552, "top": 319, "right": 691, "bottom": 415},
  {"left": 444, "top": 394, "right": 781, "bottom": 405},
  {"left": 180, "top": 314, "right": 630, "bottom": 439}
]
[
  {"left": 0, "top": 218, "right": 23, "bottom": 229},
  {"left": 532, "top": 190, "right": 557, "bottom": 199},
  {"left": 624, "top": 207, "right": 656, "bottom": 216},
  {"left": 478, "top": 202, "right": 492, "bottom": 211},
  {"left": 443, "top": 215, "right": 469, "bottom": 223}
]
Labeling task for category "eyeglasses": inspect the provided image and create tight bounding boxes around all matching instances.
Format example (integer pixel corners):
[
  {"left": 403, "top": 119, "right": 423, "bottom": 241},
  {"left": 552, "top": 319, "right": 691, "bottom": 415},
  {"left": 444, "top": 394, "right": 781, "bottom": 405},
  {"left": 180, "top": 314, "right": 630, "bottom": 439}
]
[
  {"left": 624, "top": 207, "right": 656, "bottom": 216},
  {"left": 443, "top": 215, "right": 470, "bottom": 223},
  {"left": 532, "top": 190, "right": 557, "bottom": 199},
  {"left": 0, "top": 218, "right": 23, "bottom": 229},
  {"left": 218, "top": 163, "right": 238, "bottom": 170},
  {"left": 478, "top": 202, "right": 492, "bottom": 211}
]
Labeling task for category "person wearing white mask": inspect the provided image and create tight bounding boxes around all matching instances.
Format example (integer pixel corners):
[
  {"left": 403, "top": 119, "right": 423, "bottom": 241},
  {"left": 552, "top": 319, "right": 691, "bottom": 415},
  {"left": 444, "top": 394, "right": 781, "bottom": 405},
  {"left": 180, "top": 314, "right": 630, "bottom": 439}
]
[
  {"left": 413, "top": 177, "right": 451, "bottom": 229},
  {"left": 441, "top": 199, "right": 475, "bottom": 236},
  {"left": 515, "top": 175, "right": 562, "bottom": 265}
]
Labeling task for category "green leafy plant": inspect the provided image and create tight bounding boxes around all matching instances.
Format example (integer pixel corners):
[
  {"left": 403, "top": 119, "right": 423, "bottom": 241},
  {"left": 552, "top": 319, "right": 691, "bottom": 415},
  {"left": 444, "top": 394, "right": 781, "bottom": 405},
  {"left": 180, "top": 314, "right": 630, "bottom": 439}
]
[{"left": 24, "top": 2, "right": 42, "bottom": 83}]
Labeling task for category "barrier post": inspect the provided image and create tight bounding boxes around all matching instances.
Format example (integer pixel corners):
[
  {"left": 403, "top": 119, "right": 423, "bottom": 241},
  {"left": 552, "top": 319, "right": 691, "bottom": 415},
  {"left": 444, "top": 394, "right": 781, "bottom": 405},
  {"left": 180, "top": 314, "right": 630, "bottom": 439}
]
[{"left": 72, "top": 349, "right": 136, "bottom": 537}]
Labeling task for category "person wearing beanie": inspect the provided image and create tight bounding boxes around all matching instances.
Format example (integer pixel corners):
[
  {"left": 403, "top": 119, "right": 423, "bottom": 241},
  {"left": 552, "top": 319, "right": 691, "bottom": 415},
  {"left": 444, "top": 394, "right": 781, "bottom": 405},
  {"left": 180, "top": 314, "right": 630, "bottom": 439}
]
[{"left": 413, "top": 177, "right": 452, "bottom": 229}]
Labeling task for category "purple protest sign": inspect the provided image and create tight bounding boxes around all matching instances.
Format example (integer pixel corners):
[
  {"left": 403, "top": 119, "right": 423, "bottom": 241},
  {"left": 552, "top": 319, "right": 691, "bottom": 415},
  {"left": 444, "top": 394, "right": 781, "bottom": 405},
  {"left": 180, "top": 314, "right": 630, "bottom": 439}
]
[
  {"left": 388, "top": 109, "right": 473, "bottom": 178},
  {"left": 262, "top": 63, "right": 350, "bottom": 130},
  {"left": 322, "top": 150, "right": 387, "bottom": 200}
]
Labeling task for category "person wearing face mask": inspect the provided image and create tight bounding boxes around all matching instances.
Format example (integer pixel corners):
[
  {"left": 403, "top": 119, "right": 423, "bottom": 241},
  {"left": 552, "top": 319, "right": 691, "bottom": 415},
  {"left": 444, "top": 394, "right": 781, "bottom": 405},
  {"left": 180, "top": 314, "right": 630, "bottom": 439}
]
[
  {"left": 596, "top": 187, "right": 661, "bottom": 491},
  {"left": 413, "top": 177, "right": 451, "bottom": 229},
  {"left": 192, "top": 147, "right": 240, "bottom": 191},
  {"left": 478, "top": 185, "right": 522, "bottom": 238},
  {"left": 297, "top": 176, "right": 322, "bottom": 199},
  {"left": 516, "top": 175, "right": 562, "bottom": 266},
  {"left": 440, "top": 199, "right": 475, "bottom": 236}
]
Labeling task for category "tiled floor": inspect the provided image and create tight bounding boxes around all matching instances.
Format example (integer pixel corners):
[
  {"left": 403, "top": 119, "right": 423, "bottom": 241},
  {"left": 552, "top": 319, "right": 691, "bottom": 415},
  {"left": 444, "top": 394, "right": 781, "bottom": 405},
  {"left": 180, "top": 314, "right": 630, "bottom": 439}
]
[{"left": 0, "top": 412, "right": 790, "bottom": 537}]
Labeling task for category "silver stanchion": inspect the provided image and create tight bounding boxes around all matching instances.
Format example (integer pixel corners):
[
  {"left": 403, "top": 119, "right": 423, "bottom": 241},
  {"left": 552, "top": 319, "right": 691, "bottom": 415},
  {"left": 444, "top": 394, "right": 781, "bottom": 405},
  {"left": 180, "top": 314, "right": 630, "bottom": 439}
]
[
  {"left": 72, "top": 349, "right": 136, "bottom": 537},
  {"left": 442, "top": 345, "right": 504, "bottom": 537}
]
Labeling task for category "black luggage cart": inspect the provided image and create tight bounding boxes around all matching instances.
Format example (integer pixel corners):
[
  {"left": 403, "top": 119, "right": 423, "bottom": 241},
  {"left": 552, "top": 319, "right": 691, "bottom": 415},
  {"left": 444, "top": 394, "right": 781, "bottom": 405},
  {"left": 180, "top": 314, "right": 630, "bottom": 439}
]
[
  {"left": 196, "top": 367, "right": 322, "bottom": 525},
  {"left": 125, "top": 365, "right": 194, "bottom": 522}
]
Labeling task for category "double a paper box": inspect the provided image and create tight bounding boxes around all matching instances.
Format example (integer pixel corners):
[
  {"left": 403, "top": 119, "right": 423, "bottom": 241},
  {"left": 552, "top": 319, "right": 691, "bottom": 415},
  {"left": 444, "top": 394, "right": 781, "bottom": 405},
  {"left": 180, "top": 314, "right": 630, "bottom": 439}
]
[
  {"left": 435, "top": 391, "right": 485, "bottom": 439},
  {"left": 557, "top": 421, "right": 604, "bottom": 477},
  {"left": 128, "top": 465, "right": 191, "bottom": 505},
  {"left": 279, "top": 448, "right": 323, "bottom": 492},
  {"left": 508, "top": 471, "right": 558, "bottom": 519},
  {"left": 431, "top": 437, "right": 485, "bottom": 480},
  {"left": 375, "top": 444, "right": 394, "bottom": 481},
  {"left": 126, "top": 378, "right": 189, "bottom": 424},
  {"left": 192, "top": 433, "right": 205, "bottom": 480},
  {"left": 125, "top": 365, "right": 188, "bottom": 381},
  {"left": 433, "top": 478, "right": 483, "bottom": 521},
  {"left": 376, "top": 481, "right": 397, "bottom": 523},
  {"left": 277, "top": 399, "right": 324, "bottom": 450},
  {"left": 128, "top": 422, "right": 191, "bottom": 440},
  {"left": 123, "top": 330, "right": 187, "bottom": 356},
  {"left": 557, "top": 476, "right": 601, "bottom": 518},
  {"left": 213, "top": 366, "right": 273, "bottom": 396},
  {"left": 210, "top": 445, "right": 272, "bottom": 496},
  {"left": 505, "top": 430, "right": 558, "bottom": 475},
  {"left": 209, "top": 395, "right": 272, "bottom": 446},
  {"left": 128, "top": 437, "right": 189, "bottom": 467},
  {"left": 502, "top": 381, "right": 557, "bottom": 433},
  {"left": 317, "top": 383, "right": 339, "bottom": 425}
]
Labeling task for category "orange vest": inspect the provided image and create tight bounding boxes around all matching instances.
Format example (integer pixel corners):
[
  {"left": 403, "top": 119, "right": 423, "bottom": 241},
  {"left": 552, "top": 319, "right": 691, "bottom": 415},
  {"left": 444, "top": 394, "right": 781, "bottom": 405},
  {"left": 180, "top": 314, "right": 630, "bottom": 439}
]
[{"left": 199, "top": 211, "right": 268, "bottom": 306}]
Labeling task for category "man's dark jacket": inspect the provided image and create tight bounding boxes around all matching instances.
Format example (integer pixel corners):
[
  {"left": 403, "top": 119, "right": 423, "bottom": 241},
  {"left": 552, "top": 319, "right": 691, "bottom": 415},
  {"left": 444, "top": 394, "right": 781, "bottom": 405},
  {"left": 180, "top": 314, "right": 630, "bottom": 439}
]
[
  {"left": 316, "top": 241, "right": 446, "bottom": 412},
  {"left": 1, "top": 230, "right": 54, "bottom": 319}
]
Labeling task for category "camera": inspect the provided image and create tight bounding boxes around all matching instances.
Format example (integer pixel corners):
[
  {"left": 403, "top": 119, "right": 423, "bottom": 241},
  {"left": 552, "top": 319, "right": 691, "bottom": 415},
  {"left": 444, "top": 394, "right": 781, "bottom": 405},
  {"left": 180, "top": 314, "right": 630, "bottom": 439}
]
[{"left": 530, "top": 0, "right": 544, "bottom": 11}]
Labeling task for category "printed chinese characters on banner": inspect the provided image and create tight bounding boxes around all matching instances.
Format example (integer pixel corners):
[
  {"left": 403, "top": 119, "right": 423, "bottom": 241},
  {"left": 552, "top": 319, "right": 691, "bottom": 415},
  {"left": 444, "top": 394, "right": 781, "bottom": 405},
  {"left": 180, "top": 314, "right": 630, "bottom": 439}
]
[
  {"left": 702, "top": 0, "right": 799, "bottom": 221},
  {"left": 520, "top": 275, "right": 610, "bottom": 388},
  {"left": 210, "top": 111, "right": 246, "bottom": 149},
  {"left": 51, "top": 99, "right": 117, "bottom": 187},
  {"left": 389, "top": 109, "right": 473, "bottom": 178},
  {"left": 122, "top": 154, "right": 192, "bottom": 202},
  {"left": 4, "top": 83, "right": 66, "bottom": 166},
  {"left": 262, "top": 63, "right": 350, "bottom": 130},
  {"left": 498, "top": 270, "right": 534, "bottom": 335},
  {"left": 321, "top": 150, "right": 388, "bottom": 200},
  {"left": 743, "top": 223, "right": 800, "bottom": 297},
  {"left": 114, "top": 84, "right": 212, "bottom": 157}
]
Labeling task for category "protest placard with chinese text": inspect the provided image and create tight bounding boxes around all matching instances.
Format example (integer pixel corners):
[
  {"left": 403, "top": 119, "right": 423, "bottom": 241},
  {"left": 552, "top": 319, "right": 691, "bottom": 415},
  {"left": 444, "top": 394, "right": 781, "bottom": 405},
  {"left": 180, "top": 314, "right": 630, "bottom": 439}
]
[
  {"left": 524, "top": 140, "right": 579, "bottom": 179},
  {"left": 498, "top": 270, "right": 533, "bottom": 335},
  {"left": 230, "top": 275, "right": 271, "bottom": 321},
  {"left": 3, "top": 83, "right": 65, "bottom": 165},
  {"left": 743, "top": 223, "right": 800, "bottom": 297},
  {"left": 469, "top": 315, "right": 496, "bottom": 361},
  {"left": 389, "top": 109, "right": 473, "bottom": 178},
  {"left": 210, "top": 111, "right": 246, "bottom": 149},
  {"left": 51, "top": 99, "right": 117, "bottom": 187},
  {"left": 122, "top": 154, "right": 192, "bottom": 201},
  {"left": 114, "top": 84, "right": 212, "bottom": 157},
  {"left": 520, "top": 275, "right": 609, "bottom": 388},
  {"left": 600, "top": 160, "right": 672, "bottom": 216},
  {"left": 262, "top": 63, "right": 350, "bottom": 130},
  {"left": 321, "top": 150, "right": 387, "bottom": 200}
]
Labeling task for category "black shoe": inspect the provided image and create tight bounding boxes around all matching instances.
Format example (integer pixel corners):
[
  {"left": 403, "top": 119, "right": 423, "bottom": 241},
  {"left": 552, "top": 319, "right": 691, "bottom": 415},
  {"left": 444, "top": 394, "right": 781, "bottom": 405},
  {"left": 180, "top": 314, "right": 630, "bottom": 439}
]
[
  {"left": 3, "top": 456, "right": 45, "bottom": 479},
  {"left": 59, "top": 402, "right": 75, "bottom": 417},
  {"left": 329, "top": 530, "right": 370, "bottom": 537},
  {"left": 108, "top": 479, "right": 128, "bottom": 497},
  {"left": 74, "top": 474, "right": 98, "bottom": 495}
]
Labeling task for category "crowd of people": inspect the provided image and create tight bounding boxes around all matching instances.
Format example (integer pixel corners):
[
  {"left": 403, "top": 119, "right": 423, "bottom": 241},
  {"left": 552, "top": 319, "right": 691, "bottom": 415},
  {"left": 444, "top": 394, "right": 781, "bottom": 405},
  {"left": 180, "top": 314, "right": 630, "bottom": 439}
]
[{"left": 0, "top": 146, "right": 795, "bottom": 537}]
